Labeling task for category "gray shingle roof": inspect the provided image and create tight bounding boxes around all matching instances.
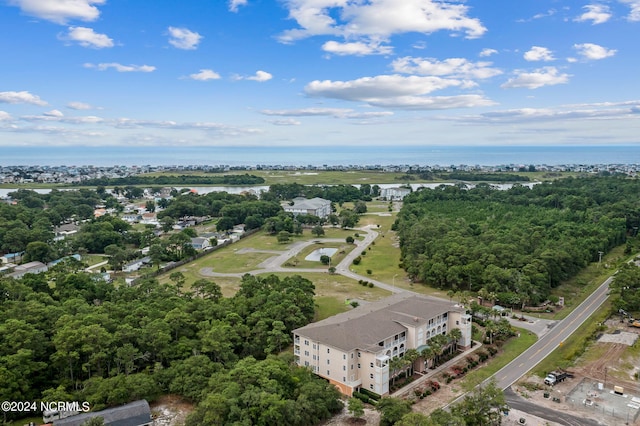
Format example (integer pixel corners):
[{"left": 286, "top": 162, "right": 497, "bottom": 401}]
[{"left": 294, "top": 293, "right": 461, "bottom": 352}]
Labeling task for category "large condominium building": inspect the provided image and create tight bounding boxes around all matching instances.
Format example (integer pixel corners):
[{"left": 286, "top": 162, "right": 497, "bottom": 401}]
[{"left": 293, "top": 293, "right": 472, "bottom": 397}]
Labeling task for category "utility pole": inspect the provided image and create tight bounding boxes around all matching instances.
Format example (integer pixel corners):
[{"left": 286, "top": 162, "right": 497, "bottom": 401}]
[{"left": 598, "top": 251, "right": 604, "bottom": 267}]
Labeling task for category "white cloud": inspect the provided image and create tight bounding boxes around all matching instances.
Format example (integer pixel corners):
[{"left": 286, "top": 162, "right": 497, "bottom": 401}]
[
  {"left": 187, "top": 69, "right": 221, "bottom": 81},
  {"left": 44, "top": 109, "right": 64, "bottom": 117},
  {"left": 67, "top": 101, "right": 93, "bottom": 110},
  {"left": 322, "top": 40, "right": 393, "bottom": 56},
  {"left": 0, "top": 111, "right": 12, "bottom": 121},
  {"left": 167, "top": 27, "right": 202, "bottom": 50},
  {"left": 391, "top": 57, "right": 502, "bottom": 79},
  {"left": 84, "top": 63, "right": 156, "bottom": 72},
  {"left": 501, "top": 67, "right": 570, "bottom": 89},
  {"left": 20, "top": 112, "right": 104, "bottom": 124},
  {"left": 0, "top": 90, "right": 48, "bottom": 106},
  {"left": 479, "top": 48, "right": 497, "bottom": 57},
  {"left": 234, "top": 70, "right": 273, "bottom": 82},
  {"left": 62, "top": 26, "right": 113, "bottom": 48},
  {"left": 444, "top": 100, "right": 640, "bottom": 124},
  {"left": 269, "top": 119, "right": 301, "bottom": 126},
  {"left": 370, "top": 94, "right": 495, "bottom": 110},
  {"left": 278, "top": 0, "right": 486, "bottom": 45},
  {"left": 261, "top": 107, "right": 356, "bottom": 117},
  {"left": 305, "top": 74, "right": 494, "bottom": 109},
  {"left": 524, "top": 46, "right": 555, "bottom": 62},
  {"left": 575, "top": 4, "right": 612, "bottom": 24},
  {"left": 8, "top": 0, "right": 105, "bottom": 24},
  {"left": 574, "top": 43, "right": 617, "bottom": 60},
  {"left": 620, "top": 0, "right": 640, "bottom": 21},
  {"left": 229, "top": 0, "right": 248, "bottom": 12}
]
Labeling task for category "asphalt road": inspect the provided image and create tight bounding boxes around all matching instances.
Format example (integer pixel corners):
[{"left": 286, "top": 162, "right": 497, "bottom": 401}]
[
  {"left": 504, "top": 388, "right": 603, "bottom": 426},
  {"left": 492, "top": 276, "right": 612, "bottom": 389}
]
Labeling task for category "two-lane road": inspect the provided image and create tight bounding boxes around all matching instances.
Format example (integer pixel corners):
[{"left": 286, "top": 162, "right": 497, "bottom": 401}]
[{"left": 493, "top": 276, "right": 612, "bottom": 389}]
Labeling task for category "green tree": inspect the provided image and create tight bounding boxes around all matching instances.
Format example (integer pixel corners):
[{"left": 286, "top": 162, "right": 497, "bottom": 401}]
[
  {"left": 347, "top": 397, "right": 364, "bottom": 419},
  {"left": 312, "top": 225, "right": 325, "bottom": 237},
  {"left": 24, "top": 241, "right": 54, "bottom": 263},
  {"left": 377, "top": 397, "right": 412, "bottom": 426},
  {"left": 450, "top": 379, "right": 507, "bottom": 425}
]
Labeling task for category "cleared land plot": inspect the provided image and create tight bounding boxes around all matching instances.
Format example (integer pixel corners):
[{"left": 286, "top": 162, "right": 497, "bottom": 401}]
[{"left": 286, "top": 242, "right": 355, "bottom": 269}]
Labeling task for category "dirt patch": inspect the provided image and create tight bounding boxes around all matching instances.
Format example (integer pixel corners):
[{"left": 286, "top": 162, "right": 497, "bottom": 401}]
[
  {"left": 150, "top": 395, "right": 194, "bottom": 426},
  {"left": 321, "top": 406, "right": 380, "bottom": 426}
]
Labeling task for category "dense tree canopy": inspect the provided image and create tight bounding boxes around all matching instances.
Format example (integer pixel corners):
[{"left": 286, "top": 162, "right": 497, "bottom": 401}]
[
  {"left": 395, "top": 177, "right": 636, "bottom": 305},
  {"left": 0, "top": 273, "right": 320, "bottom": 422}
]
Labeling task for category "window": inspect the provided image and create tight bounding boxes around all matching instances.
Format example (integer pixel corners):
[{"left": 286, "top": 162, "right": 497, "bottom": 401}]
[
  {"left": 343, "top": 366, "right": 346, "bottom": 371},
  {"left": 456, "top": 320, "right": 459, "bottom": 325},
  {"left": 304, "top": 351, "right": 309, "bottom": 356},
  {"left": 370, "top": 362, "right": 374, "bottom": 368},
  {"left": 370, "top": 384, "right": 374, "bottom": 390},
  {"left": 304, "top": 361, "right": 309, "bottom": 366},
  {"left": 351, "top": 365, "right": 354, "bottom": 370},
  {"left": 327, "top": 348, "right": 330, "bottom": 354},
  {"left": 343, "top": 377, "right": 346, "bottom": 382},
  {"left": 358, "top": 352, "right": 361, "bottom": 358},
  {"left": 343, "top": 354, "right": 346, "bottom": 360},
  {"left": 358, "top": 363, "right": 361, "bottom": 368},
  {"left": 304, "top": 340, "right": 309, "bottom": 345},
  {"left": 351, "top": 353, "right": 354, "bottom": 359},
  {"left": 327, "top": 359, "right": 330, "bottom": 365},
  {"left": 313, "top": 344, "right": 316, "bottom": 349},
  {"left": 370, "top": 373, "right": 374, "bottom": 379},
  {"left": 327, "top": 370, "right": 330, "bottom": 375},
  {"left": 312, "top": 355, "right": 316, "bottom": 360}
]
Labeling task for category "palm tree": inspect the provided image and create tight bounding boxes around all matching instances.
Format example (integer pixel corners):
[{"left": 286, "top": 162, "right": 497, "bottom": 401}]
[
  {"left": 477, "top": 287, "right": 489, "bottom": 306},
  {"left": 485, "top": 320, "right": 497, "bottom": 345},
  {"left": 404, "top": 348, "right": 419, "bottom": 377},
  {"left": 448, "top": 328, "right": 463, "bottom": 354},
  {"left": 420, "top": 346, "right": 435, "bottom": 371},
  {"left": 389, "top": 356, "right": 404, "bottom": 386}
]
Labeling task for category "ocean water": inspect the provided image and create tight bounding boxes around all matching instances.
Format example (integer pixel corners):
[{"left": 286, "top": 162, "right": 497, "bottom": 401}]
[{"left": 1, "top": 145, "right": 640, "bottom": 167}]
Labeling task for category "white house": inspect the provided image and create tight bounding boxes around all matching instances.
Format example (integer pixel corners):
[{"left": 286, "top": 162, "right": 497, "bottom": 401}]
[
  {"left": 381, "top": 187, "right": 411, "bottom": 201},
  {"left": 283, "top": 197, "right": 332, "bottom": 218}
]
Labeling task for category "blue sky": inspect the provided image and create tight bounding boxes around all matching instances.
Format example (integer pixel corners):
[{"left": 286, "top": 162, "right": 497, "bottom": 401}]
[{"left": 1, "top": 0, "right": 639, "bottom": 148}]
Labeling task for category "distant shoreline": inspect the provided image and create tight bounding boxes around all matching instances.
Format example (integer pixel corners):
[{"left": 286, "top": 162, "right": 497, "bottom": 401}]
[{"left": 2, "top": 144, "right": 640, "bottom": 167}]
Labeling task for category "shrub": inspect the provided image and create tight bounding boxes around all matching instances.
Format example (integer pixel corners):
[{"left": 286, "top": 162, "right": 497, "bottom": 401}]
[
  {"left": 366, "top": 269, "right": 372, "bottom": 275},
  {"left": 368, "top": 282, "right": 374, "bottom": 288},
  {"left": 353, "top": 256, "right": 362, "bottom": 265},
  {"left": 359, "top": 388, "right": 381, "bottom": 401}
]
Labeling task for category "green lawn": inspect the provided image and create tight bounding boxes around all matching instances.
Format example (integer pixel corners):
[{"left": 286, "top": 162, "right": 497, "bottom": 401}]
[
  {"left": 460, "top": 327, "right": 538, "bottom": 391},
  {"left": 283, "top": 241, "right": 355, "bottom": 269}
]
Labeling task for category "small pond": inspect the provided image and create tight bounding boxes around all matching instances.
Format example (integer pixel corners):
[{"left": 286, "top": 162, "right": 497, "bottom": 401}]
[{"left": 305, "top": 248, "right": 338, "bottom": 261}]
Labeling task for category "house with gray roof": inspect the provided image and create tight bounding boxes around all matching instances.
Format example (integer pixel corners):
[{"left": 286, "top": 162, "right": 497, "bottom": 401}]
[
  {"left": 283, "top": 197, "right": 332, "bottom": 218},
  {"left": 293, "top": 293, "right": 471, "bottom": 396}
]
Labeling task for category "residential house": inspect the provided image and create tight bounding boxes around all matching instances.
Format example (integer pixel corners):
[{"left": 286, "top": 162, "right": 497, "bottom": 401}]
[
  {"left": 283, "top": 197, "right": 332, "bottom": 218},
  {"left": 122, "top": 213, "right": 141, "bottom": 223},
  {"left": 190, "top": 237, "right": 211, "bottom": 251},
  {"left": 1, "top": 251, "right": 24, "bottom": 264},
  {"left": 293, "top": 293, "right": 472, "bottom": 397},
  {"left": 7, "top": 261, "right": 49, "bottom": 279},
  {"left": 380, "top": 187, "right": 411, "bottom": 201},
  {"left": 53, "top": 223, "right": 79, "bottom": 241},
  {"left": 123, "top": 256, "right": 151, "bottom": 273}
]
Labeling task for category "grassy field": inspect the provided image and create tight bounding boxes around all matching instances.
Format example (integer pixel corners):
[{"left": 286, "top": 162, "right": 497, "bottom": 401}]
[
  {"left": 283, "top": 241, "right": 355, "bottom": 269},
  {"left": 460, "top": 327, "right": 538, "bottom": 391}
]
